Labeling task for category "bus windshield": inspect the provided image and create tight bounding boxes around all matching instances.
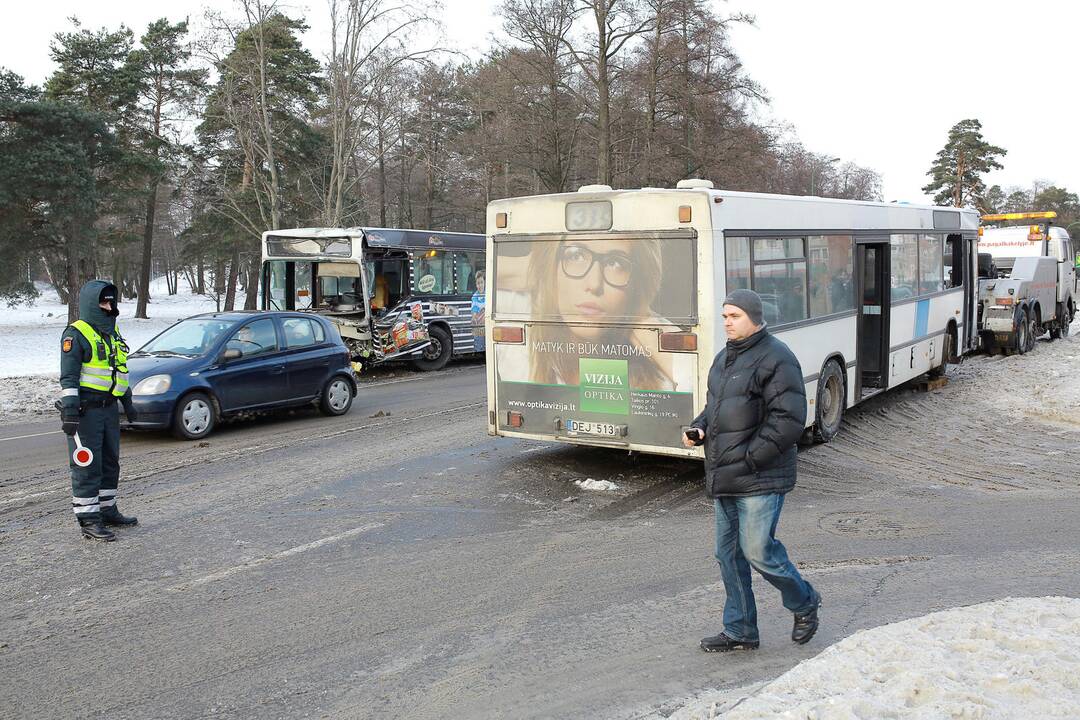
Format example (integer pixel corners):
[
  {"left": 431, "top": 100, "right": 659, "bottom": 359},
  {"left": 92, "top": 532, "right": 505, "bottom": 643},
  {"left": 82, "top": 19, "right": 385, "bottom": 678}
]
[
  {"left": 493, "top": 235, "right": 696, "bottom": 324},
  {"left": 265, "top": 235, "right": 352, "bottom": 257}
]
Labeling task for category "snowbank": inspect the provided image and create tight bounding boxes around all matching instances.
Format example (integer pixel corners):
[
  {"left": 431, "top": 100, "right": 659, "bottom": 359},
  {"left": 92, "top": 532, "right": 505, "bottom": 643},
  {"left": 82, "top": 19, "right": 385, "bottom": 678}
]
[{"left": 671, "top": 596, "right": 1080, "bottom": 720}]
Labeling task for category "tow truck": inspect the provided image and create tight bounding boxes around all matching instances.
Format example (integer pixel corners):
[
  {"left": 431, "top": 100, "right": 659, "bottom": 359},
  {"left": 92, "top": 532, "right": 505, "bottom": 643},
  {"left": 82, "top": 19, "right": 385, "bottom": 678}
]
[{"left": 977, "top": 211, "right": 1077, "bottom": 354}]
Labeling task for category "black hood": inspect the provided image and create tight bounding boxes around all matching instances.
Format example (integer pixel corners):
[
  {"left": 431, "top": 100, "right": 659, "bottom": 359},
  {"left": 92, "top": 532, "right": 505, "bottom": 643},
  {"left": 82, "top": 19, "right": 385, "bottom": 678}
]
[{"left": 78, "top": 279, "right": 118, "bottom": 335}]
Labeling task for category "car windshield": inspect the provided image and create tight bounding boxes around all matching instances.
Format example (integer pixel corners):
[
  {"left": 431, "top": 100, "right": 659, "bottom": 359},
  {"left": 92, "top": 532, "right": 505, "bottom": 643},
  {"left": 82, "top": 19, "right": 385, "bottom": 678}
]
[{"left": 134, "top": 318, "right": 236, "bottom": 357}]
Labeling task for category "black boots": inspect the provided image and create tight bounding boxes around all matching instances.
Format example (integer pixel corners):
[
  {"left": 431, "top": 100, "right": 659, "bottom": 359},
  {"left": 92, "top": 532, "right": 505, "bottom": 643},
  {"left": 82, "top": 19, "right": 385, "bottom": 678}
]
[
  {"left": 792, "top": 596, "right": 821, "bottom": 645},
  {"left": 700, "top": 633, "right": 759, "bottom": 652},
  {"left": 77, "top": 507, "right": 136, "bottom": 541},
  {"left": 101, "top": 506, "right": 138, "bottom": 526},
  {"left": 78, "top": 518, "right": 116, "bottom": 542}
]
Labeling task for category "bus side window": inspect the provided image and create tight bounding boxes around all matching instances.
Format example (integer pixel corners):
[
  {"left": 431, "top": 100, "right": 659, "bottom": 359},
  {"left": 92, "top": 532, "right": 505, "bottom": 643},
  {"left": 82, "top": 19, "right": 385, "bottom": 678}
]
[
  {"left": 890, "top": 234, "right": 918, "bottom": 300},
  {"left": 809, "top": 235, "right": 854, "bottom": 317},
  {"left": 455, "top": 251, "right": 486, "bottom": 293},
  {"left": 414, "top": 251, "right": 454, "bottom": 294},
  {"left": 724, "top": 237, "right": 751, "bottom": 293},
  {"left": 944, "top": 235, "right": 962, "bottom": 288},
  {"left": 918, "top": 234, "right": 944, "bottom": 295},
  {"left": 454, "top": 251, "right": 474, "bottom": 292}
]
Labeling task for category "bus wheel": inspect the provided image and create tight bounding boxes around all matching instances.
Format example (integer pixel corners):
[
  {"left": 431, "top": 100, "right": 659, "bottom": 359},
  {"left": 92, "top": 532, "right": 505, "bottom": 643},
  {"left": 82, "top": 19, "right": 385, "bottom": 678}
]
[
  {"left": 813, "top": 361, "right": 846, "bottom": 443},
  {"left": 413, "top": 325, "right": 453, "bottom": 371},
  {"left": 929, "top": 328, "right": 955, "bottom": 378}
]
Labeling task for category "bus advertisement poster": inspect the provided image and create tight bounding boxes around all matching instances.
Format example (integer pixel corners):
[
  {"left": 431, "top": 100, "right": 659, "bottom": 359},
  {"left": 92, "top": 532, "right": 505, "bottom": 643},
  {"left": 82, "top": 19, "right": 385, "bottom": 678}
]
[{"left": 494, "top": 328, "right": 696, "bottom": 449}]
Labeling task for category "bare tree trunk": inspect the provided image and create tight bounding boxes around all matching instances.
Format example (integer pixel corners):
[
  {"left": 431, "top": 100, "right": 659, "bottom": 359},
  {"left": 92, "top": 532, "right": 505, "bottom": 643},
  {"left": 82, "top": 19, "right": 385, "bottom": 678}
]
[
  {"left": 135, "top": 184, "right": 158, "bottom": 318},
  {"left": 378, "top": 127, "right": 387, "bottom": 226},
  {"left": 214, "top": 257, "right": 225, "bottom": 312},
  {"left": 224, "top": 246, "right": 240, "bottom": 310},
  {"left": 244, "top": 253, "right": 260, "bottom": 310},
  {"left": 197, "top": 255, "right": 205, "bottom": 294},
  {"left": 65, "top": 229, "right": 82, "bottom": 324}
]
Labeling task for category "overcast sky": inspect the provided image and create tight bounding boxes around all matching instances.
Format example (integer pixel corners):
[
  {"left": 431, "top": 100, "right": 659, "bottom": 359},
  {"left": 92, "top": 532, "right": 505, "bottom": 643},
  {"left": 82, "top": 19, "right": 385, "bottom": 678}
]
[{"left": 3, "top": 0, "right": 1076, "bottom": 204}]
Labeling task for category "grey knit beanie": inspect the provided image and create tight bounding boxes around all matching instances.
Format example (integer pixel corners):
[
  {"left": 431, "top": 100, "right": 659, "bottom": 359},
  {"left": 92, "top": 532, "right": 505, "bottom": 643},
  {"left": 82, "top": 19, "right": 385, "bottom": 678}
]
[{"left": 723, "top": 288, "right": 764, "bottom": 326}]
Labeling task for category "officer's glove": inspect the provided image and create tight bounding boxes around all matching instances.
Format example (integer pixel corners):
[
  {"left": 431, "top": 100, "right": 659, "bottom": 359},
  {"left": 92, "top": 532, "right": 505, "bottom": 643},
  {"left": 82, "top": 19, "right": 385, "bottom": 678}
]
[
  {"left": 121, "top": 394, "right": 138, "bottom": 423},
  {"left": 61, "top": 408, "right": 80, "bottom": 436}
]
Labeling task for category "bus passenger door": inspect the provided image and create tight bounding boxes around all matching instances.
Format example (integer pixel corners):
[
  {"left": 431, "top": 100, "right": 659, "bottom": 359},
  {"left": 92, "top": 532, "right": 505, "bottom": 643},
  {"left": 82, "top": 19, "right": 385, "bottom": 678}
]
[{"left": 856, "top": 242, "right": 890, "bottom": 394}]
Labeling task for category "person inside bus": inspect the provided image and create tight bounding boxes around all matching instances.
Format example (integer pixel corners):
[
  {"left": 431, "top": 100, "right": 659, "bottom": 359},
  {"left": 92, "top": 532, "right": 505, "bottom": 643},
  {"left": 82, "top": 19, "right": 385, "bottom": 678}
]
[
  {"left": 521, "top": 238, "right": 679, "bottom": 391},
  {"left": 682, "top": 289, "right": 821, "bottom": 653},
  {"left": 370, "top": 273, "right": 390, "bottom": 315}
]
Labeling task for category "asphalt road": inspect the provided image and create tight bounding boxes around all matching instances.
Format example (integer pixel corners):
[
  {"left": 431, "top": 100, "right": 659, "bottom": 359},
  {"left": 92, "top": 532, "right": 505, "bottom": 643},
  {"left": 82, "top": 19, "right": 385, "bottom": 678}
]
[{"left": 2, "top": 341, "right": 1079, "bottom": 720}]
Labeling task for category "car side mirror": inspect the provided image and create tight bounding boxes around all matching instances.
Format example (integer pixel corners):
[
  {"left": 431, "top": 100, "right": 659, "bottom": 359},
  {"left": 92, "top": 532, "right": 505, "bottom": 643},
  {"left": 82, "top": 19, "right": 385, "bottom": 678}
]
[{"left": 221, "top": 348, "right": 242, "bottom": 362}]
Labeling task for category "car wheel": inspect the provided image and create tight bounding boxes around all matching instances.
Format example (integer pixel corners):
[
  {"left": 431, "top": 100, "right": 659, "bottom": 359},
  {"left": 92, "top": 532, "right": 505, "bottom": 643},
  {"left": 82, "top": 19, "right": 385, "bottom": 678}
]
[
  {"left": 319, "top": 376, "right": 354, "bottom": 416},
  {"left": 813, "top": 360, "right": 846, "bottom": 443},
  {"left": 172, "top": 392, "right": 215, "bottom": 440},
  {"left": 412, "top": 325, "right": 453, "bottom": 371}
]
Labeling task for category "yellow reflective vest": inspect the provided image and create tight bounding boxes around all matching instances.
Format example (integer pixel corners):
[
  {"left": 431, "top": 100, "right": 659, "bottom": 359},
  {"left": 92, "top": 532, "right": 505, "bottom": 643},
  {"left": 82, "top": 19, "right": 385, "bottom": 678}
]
[{"left": 70, "top": 320, "right": 129, "bottom": 397}]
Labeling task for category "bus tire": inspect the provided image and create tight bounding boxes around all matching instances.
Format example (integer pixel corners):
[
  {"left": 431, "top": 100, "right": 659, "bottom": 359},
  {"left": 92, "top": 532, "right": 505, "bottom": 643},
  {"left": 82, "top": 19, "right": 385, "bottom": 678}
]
[
  {"left": 812, "top": 360, "right": 846, "bottom": 443},
  {"left": 929, "top": 327, "right": 955, "bottom": 378},
  {"left": 413, "top": 325, "right": 453, "bottom": 371}
]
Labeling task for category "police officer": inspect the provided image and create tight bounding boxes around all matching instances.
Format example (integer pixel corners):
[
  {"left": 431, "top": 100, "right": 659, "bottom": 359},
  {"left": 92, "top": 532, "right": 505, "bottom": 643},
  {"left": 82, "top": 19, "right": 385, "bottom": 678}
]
[{"left": 59, "top": 280, "right": 138, "bottom": 541}]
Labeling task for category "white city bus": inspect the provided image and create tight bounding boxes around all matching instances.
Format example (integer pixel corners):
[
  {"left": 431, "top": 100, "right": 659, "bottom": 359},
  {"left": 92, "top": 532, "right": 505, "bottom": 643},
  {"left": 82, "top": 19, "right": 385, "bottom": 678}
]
[{"left": 485, "top": 181, "right": 980, "bottom": 458}]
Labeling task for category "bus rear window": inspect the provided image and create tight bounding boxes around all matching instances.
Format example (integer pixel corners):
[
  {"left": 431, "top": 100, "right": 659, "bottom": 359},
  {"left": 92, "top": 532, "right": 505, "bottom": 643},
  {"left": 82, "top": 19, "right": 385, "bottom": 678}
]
[{"left": 493, "top": 236, "right": 696, "bottom": 324}]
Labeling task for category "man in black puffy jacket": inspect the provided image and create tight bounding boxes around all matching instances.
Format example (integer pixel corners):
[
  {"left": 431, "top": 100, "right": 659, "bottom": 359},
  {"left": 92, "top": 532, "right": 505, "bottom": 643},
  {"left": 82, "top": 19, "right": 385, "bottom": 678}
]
[{"left": 683, "top": 289, "right": 820, "bottom": 652}]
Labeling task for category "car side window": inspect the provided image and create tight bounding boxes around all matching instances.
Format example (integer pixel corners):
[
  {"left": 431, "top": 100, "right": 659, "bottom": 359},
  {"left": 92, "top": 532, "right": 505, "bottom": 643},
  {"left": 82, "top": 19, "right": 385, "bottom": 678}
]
[
  {"left": 227, "top": 318, "right": 278, "bottom": 358},
  {"left": 282, "top": 318, "right": 323, "bottom": 348}
]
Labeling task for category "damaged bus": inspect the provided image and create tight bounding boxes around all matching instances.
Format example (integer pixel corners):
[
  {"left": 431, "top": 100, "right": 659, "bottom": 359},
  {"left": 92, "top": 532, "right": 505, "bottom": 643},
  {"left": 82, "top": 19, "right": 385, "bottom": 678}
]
[{"left": 262, "top": 227, "right": 486, "bottom": 372}]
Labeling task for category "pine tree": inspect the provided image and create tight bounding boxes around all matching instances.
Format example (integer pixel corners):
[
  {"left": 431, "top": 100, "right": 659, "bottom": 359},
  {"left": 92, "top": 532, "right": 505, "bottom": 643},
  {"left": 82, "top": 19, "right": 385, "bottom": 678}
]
[{"left": 922, "top": 119, "right": 1005, "bottom": 209}]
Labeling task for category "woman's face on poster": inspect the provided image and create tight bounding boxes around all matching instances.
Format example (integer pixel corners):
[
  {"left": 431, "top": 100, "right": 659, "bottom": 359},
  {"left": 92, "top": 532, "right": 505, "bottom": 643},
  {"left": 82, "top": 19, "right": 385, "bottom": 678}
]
[{"left": 555, "top": 239, "right": 633, "bottom": 339}]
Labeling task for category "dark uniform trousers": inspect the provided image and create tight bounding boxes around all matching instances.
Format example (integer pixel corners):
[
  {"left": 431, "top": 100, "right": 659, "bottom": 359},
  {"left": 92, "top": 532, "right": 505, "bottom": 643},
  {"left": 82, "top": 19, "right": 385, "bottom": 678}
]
[{"left": 69, "top": 399, "right": 121, "bottom": 522}]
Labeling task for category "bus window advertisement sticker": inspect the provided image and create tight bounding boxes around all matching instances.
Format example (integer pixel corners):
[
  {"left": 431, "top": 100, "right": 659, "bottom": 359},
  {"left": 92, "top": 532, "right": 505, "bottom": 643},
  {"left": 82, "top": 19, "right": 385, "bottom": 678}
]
[{"left": 493, "top": 236, "right": 695, "bottom": 324}]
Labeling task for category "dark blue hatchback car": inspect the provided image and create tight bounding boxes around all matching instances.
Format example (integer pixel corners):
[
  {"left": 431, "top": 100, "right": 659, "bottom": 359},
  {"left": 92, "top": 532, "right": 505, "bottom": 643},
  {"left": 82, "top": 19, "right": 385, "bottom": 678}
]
[{"left": 124, "top": 311, "right": 356, "bottom": 439}]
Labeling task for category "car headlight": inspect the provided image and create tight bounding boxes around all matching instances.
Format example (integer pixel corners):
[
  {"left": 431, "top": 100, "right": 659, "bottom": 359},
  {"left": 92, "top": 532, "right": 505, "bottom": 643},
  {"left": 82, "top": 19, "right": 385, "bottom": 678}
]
[{"left": 132, "top": 374, "right": 172, "bottom": 396}]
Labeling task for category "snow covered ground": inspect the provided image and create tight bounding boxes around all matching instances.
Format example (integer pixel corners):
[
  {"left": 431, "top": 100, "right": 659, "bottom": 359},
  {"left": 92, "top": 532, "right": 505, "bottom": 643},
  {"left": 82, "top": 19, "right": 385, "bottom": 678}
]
[
  {"left": 0, "top": 279, "right": 245, "bottom": 420},
  {"left": 666, "top": 596, "right": 1080, "bottom": 720}
]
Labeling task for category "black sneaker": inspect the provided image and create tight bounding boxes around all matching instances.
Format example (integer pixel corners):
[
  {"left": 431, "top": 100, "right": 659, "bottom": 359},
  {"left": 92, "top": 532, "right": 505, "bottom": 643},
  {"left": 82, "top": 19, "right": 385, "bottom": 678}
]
[
  {"left": 700, "top": 632, "right": 759, "bottom": 653},
  {"left": 792, "top": 596, "right": 821, "bottom": 644}
]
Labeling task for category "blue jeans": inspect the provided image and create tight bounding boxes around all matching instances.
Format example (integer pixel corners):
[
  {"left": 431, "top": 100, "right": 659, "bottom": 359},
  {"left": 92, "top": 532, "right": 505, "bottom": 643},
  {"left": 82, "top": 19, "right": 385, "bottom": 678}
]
[{"left": 714, "top": 493, "right": 817, "bottom": 642}]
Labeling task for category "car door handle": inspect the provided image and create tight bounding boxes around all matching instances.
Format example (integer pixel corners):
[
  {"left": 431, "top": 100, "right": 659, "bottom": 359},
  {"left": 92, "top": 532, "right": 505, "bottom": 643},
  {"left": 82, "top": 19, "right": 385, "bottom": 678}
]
[{"left": 270, "top": 364, "right": 286, "bottom": 374}]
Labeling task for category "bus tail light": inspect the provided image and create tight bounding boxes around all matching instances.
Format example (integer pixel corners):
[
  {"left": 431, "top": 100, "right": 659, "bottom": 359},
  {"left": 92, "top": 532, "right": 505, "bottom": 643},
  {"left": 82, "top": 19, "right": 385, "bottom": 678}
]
[
  {"left": 659, "top": 332, "right": 698, "bottom": 352},
  {"left": 493, "top": 325, "right": 525, "bottom": 344},
  {"left": 678, "top": 205, "right": 692, "bottom": 223},
  {"left": 507, "top": 411, "right": 524, "bottom": 428},
  {"left": 995, "top": 297, "right": 1014, "bottom": 306},
  {"left": 496, "top": 212, "right": 508, "bottom": 228}
]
